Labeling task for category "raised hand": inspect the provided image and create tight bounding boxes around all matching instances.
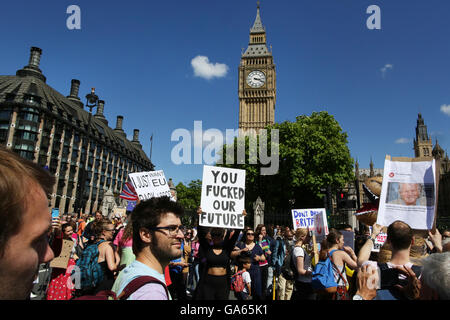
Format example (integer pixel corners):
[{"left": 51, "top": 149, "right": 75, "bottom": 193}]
[{"left": 393, "top": 265, "right": 421, "bottom": 300}]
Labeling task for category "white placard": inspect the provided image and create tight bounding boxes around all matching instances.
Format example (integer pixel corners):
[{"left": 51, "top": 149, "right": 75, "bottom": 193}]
[
  {"left": 129, "top": 170, "right": 174, "bottom": 201},
  {"left": 199, "top": 165, "right": 246, "bottom": 229},
  {"left": 372, "top": 232, "right": 387, "bottom": 253},
  {"left": 292, "top": 208, "right": 329, "bottom": 241},
  {"left": 377, "top": 157, "right": 437, "bottom": 230}
]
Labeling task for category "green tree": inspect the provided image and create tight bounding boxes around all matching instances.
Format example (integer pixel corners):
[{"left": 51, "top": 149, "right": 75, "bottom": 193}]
[
  {"left": 175, "top": 179, "right": 202, "bottom": 227},
  {"left": 219, "top": 111, "right": 354, "bottom": 213}
]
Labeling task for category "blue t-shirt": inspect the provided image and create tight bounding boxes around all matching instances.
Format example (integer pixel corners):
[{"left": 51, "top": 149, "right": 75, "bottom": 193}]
[
  {"left": 169, "top": 241, "right": 184, "bottom": 273},
  {"left": 113, "top": 260, "right": 170, "bottom": 300}
]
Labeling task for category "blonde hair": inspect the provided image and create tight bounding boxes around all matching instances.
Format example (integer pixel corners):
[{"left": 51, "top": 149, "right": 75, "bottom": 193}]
[{"left": 294, "top": 228, "right": 308, "bottom": 242}]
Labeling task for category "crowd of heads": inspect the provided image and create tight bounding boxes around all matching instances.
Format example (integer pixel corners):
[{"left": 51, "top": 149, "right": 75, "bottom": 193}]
[{"left": 0, "top": 145, "right": 449, "bottom": 301}]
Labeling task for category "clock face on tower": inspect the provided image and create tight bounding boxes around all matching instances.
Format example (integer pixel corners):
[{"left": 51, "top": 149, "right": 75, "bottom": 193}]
[{"left": 246, "top": 70, "right": 266, "bottom": 88}]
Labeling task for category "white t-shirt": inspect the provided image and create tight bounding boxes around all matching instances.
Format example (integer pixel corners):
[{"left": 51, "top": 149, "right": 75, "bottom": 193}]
[
  {"left": 242, "top": 271, "right": 251, "bottom": 294},
  {"left": 292, "top": 246, "right": 312, "bottom": 283}
]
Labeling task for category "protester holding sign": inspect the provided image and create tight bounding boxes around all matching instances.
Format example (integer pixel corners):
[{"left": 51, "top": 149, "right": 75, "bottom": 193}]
[
  {"left": 46, "top": 223, "right": 78, "bottom": 300},
  {"left": 200, "top": 166, "right": 246, "bottom": 230},
  {"left": 357, "top": 224, "right": 383, "bottom": 266},
  {"left": 194, "top": 207, "right": 246, "bottom": 300}
]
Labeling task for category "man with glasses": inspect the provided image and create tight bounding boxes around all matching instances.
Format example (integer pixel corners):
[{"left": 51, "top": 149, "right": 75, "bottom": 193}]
[{"left": 113, "top": 196, "right": 185, "bottom": 300}]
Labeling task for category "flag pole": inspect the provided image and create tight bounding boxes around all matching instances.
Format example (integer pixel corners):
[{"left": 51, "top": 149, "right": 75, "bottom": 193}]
[{"left": 150, "top": 134, "right": 153, "bottom": 162}]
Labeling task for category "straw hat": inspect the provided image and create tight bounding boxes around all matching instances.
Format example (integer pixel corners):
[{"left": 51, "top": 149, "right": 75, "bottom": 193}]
[
  {"left": 363, "top": 176, "right": 383, "bottom": 199},
  {"left": 355, "top": 202, "right": 379, "bottom": 226}
]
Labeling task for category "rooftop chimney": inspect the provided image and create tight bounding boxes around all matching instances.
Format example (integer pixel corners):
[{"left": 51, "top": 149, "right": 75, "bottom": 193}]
[
  {"left": 132, "top": 129, "right": 142, "bottom": 149},
  {"left": 69, "top": 79, "right": 80, "bottom": 97},
  {"left": 28, "top": 47, "right": 42, "bottom": 70},
  {"left": 116, "top": 115, "right": 123, "bottom": 130},
  {"left": 16, "top": 46, "right": 46, "bottom": 82},
  {"left": 67, "top": 79, "right": 84, "bottom": 108},
  {"left": 114, "top": 115, "right": 126, "bottom": 138},
  {"left": 133, "top": 129, "right": 140, "bottom": 142},
  {"left": 94, "top": 100, "right": 108, "bottom": 125}
]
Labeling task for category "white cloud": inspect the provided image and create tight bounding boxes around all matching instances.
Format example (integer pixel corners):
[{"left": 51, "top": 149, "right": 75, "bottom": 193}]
[
  {"left": 191, "top": 55, "right": 228, "bottom": 80},
  {"left": 381, "top": 64, "right": 393, "bottom": 78},
  {"left": 440, "top": 104, "right": 450, "bottom": 116},
  {"left": 395, "top": 138, "right": 410, "bottom": 144}
]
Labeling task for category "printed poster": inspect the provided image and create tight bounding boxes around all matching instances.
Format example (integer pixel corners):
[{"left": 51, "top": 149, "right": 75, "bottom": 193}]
[{"left": 377, "top": 156, "right": 437, "bottom": 230}]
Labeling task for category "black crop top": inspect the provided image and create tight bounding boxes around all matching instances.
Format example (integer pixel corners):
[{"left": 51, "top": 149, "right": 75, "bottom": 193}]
[
  {"left": 197, "top": 226, "right": 241, "bottom": 270},
  {"left": 205, "top": 249, "right": 229, "bottom": 268}
]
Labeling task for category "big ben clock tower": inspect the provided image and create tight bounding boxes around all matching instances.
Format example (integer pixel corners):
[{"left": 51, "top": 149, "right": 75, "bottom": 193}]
[{"left": 239, "top": 2, "right": 276, "bottom": 136}]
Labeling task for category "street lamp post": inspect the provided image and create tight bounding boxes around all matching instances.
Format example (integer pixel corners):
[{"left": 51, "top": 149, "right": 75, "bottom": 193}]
[{"left": 74, "top": 88, "right": 98, "bottom": 214}]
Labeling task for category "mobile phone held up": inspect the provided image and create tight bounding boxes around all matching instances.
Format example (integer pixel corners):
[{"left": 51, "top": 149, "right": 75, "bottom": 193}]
[{"left": 51, "top": 208, "right": 60, "bottom": 219}]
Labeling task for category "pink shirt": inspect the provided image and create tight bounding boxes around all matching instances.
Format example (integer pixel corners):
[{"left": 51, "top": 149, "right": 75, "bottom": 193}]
[
  {"left": 192, "top": 241, "right": 200, "bottom": 259},
  {"left": 113, "top": 228, "right": 132, "bottom": 248}
]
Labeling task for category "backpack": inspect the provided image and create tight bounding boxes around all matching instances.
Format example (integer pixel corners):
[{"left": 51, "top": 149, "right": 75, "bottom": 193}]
[
  {"left": 74, "top": 240, "right": 106, "bottom": 290},
  {"left": 75, "top": 276, "right": 169, "bottom": 300},
  {"left": 281, "top": 244, "right": 298, "bottom": 281},
  {"left": 230, "top": 270, "right": 246, "bottom": 293},
  {"left": 311, "top": 249, "right": 346, "bottom": 293}
]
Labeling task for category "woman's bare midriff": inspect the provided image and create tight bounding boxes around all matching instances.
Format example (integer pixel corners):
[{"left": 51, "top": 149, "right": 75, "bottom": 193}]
[{"left": 207, "top": 267, "right": 227, "bottom": 276}]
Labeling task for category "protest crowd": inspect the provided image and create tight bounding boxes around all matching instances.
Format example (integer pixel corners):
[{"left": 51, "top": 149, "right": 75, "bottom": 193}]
[{"left": 0, "top": 145, "right": 449, "bottom": 301}]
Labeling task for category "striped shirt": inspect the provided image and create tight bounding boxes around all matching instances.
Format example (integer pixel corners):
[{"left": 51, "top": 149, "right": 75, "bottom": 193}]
[{"left": 257, "top": 238, "right": 271, "bottom": 267}]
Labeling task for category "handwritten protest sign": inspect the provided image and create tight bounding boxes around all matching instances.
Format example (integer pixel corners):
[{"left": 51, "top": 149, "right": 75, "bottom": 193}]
[
  {"left": 50, "top": 239, "right": 73, "bottom": 269},
  {"left": 377, "top": 156, "right": 438, "bottom": 230},
  {"left": 369, "top": 226, "right": 387, "bottom": 252},
  {"left": 372, "top": 232, "right": 387, "bottom": 252},
  {"left": 112, "top": 207, "right": 127, "bottom": 218},
  {"left": 129, "top": 170, "right": 174, "bottom": 201},
  {"left": 200, "top": 165, "right": 246, "bottom": 229},
  {"left": 313, "top": 208, "right": 329, "bottom": 242},
  {"left": 292, "top": 209, "right": 315, "bottom": 230},
  {"left": 292, "top": 208, "right": 329, "bottom": 241}
]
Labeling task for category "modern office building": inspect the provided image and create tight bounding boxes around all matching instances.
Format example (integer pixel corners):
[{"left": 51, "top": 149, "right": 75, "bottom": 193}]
[{"left": 0, "top": 46, "right": 153, "bottom": 214}]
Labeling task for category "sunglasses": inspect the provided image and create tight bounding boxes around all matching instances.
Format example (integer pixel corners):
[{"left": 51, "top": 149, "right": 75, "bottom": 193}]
[{"left": 246, "top": 233, "right": 255, "bottom": 236}]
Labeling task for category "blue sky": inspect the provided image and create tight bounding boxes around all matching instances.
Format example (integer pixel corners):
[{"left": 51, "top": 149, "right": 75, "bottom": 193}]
[{"left": 1, "top": 0, "right": 450, "bottom": 186}]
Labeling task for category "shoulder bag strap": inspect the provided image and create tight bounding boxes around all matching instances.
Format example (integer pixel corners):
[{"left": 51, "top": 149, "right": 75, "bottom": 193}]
[
  {"left": 118, "top": 276, "right": 169, "bottom": 300},
  {"left": 328, "top": 251, "right": 348, "bottom": 286}
]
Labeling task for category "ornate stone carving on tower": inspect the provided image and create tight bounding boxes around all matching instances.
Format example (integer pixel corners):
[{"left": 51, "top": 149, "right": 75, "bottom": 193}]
[
  {"left": 238, "top": 2, "right": 276, "bottom": 136},
  {"left": 101, "top": 188, "right": 117, "bottom": 219},
  {"left": 253, "top": 196, "right": 265, "bottom": 230},
  {"left": 414, "top": 113, "right": 432, "bottom": 158}
]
